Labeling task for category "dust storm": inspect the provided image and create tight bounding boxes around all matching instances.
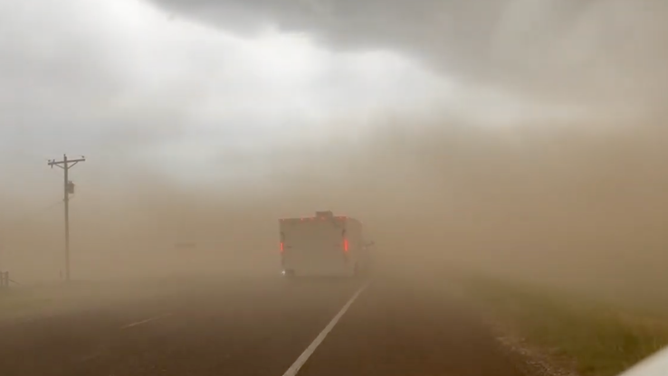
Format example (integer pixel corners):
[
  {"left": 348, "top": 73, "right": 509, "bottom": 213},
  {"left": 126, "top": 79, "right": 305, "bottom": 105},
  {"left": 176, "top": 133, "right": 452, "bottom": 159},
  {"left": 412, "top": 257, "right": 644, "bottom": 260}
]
[
  {"left": 0, "top": 115, "right": 666, "bottom": 306},
  {"left": 1, "top": 0, "right": 668, "bottom": 306}
]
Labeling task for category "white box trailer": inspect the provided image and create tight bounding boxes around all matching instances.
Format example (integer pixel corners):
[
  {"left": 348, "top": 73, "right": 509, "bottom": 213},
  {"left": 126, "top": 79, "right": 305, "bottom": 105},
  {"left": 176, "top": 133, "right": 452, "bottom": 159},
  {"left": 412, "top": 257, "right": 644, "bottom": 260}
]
[{"left": 279, "top": 211, "right": 371, "bottom": 277}]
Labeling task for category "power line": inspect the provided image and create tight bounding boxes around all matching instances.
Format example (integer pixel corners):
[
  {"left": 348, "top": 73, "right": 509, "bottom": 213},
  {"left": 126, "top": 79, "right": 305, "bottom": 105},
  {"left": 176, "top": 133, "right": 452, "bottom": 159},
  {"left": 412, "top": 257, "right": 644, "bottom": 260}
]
[{"left": 48, "top": 154, "right": 85, "bottom": 282}]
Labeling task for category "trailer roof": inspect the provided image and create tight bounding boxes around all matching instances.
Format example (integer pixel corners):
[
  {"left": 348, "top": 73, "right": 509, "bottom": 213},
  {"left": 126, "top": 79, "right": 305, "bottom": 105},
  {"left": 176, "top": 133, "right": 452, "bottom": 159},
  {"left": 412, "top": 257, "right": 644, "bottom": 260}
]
[{"left": 279, "top": 215, "right": 361, "bottom": 224}]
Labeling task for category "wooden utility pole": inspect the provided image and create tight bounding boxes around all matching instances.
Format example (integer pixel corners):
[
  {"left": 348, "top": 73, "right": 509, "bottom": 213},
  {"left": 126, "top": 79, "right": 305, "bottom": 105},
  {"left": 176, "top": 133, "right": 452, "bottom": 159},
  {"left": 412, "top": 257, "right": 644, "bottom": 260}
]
[{"left": 48, "top": 154, "right": 85, "bottom": 282}]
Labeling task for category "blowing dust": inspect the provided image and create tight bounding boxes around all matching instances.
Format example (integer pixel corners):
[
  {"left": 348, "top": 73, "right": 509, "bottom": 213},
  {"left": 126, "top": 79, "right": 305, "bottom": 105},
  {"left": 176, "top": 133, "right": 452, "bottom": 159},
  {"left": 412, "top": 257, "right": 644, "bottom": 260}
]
[
  {"left": 1, "top": 0, "right": 668, "bottom": 309},
  {"left": 1, "top": 117, "right": 668, "bottom": 306}
]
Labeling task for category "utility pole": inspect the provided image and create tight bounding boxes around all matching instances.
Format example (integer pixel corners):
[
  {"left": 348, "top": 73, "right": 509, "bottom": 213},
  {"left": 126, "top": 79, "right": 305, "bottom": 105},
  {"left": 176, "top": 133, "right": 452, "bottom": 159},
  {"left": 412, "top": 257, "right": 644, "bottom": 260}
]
[{"left": 48, "top": 154, "right": 85, "bottom": 282}]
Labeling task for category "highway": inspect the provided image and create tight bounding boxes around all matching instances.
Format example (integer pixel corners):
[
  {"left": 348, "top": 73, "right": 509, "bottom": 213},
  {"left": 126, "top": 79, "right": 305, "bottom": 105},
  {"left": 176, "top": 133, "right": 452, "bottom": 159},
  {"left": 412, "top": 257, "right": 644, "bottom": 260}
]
[{"left": 0, "top": 274, "right": 523, "bottom": 376}]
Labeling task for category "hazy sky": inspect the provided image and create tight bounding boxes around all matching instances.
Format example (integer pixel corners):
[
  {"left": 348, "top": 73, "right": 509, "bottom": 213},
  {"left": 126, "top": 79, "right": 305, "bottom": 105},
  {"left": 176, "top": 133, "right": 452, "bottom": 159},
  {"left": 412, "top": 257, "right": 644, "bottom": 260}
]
[
  {"left": 2, "top": 0, "right": 666, "bottom": 199},
  {"left": 0, "top": 0, "right": 454, "bottom": 191}
]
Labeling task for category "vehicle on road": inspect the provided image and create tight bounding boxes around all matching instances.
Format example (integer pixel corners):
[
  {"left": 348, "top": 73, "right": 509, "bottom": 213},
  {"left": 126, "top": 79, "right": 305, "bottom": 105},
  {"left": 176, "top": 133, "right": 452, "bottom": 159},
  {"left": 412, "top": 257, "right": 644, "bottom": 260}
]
[{"left": 279, "top": 211, "right": 372, "bottom": 278}]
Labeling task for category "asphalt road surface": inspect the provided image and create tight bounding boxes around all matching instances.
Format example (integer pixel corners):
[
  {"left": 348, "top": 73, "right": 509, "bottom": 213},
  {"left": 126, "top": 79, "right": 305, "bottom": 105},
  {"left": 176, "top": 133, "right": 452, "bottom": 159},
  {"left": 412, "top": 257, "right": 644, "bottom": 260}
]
[{"left": 0, "top": 275, "right": 523, "bottom": 376}]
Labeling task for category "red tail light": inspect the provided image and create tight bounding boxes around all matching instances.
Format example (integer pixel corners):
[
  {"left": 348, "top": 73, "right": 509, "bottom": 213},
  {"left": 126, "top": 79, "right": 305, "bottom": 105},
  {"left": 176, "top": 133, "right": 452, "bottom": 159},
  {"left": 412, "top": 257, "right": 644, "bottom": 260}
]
[
  {"left": 343, "top": 238, "right": 349, "bottom": 253},
  {"left": 280, "top": 242, "right": 284, "bottom": 254}
]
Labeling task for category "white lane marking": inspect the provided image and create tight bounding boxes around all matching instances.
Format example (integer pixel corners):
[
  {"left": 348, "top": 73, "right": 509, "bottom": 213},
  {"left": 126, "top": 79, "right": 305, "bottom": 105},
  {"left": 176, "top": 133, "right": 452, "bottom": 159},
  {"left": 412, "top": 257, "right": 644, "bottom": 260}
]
[
  {"left": 282, "top": 284, "right": 368, "bottom": 376},
  {"left": 121, "top": 313, "right": 173, "bottom": 329}
]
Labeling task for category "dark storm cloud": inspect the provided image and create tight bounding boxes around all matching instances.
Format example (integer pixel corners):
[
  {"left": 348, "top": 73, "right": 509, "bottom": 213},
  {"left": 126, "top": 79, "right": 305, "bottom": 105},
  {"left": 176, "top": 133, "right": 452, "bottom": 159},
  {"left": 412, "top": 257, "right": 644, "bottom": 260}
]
[{"left": 152, "top": 0, "right": 668, "bottom": 106}]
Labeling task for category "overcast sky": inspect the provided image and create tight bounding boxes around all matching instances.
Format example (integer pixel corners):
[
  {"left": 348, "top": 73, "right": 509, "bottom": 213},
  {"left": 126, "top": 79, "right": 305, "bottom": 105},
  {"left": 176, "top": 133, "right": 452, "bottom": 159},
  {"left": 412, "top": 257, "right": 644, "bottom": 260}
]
[
  {"left": 2, "top": 0, "right": 667, "bottom": 201},
  {"left": 0, "top": 0, "right": 455, "bottom": 193},
  {"left": 153, "top": 0, "right": 668, "bottom": 107}
]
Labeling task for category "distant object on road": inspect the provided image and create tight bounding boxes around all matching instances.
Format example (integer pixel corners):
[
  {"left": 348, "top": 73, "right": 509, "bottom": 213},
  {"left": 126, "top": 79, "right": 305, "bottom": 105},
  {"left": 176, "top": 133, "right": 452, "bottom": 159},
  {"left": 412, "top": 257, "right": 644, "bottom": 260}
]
[{"left": 279, "top": 211, "right": 372, "bottom": 278}]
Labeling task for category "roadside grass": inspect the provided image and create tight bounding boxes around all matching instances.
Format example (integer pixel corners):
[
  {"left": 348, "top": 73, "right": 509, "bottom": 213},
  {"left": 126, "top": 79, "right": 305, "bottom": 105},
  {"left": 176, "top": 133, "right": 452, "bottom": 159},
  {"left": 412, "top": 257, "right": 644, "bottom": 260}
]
[
  {"left": 0, "top": 288, "right": 59, "bottom": 317},
  {"left": 0, "top": 283, "right": 95, "bottom": 318},
  {"left": 0, "top": 284, "right": 71, "bottom": 303},
  {"left": 463, "top": 278, "right": 668, "bottom": 376}
]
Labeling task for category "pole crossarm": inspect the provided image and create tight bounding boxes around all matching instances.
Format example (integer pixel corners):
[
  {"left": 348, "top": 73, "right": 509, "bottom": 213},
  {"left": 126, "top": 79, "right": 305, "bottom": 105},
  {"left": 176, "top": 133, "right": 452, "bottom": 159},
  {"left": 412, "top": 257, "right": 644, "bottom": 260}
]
[{"left": 48, "top": 157, "right": 85, "bottom": 167}]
